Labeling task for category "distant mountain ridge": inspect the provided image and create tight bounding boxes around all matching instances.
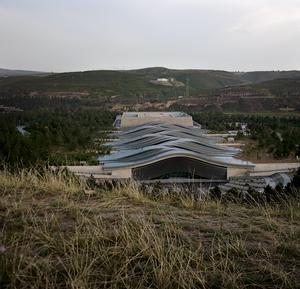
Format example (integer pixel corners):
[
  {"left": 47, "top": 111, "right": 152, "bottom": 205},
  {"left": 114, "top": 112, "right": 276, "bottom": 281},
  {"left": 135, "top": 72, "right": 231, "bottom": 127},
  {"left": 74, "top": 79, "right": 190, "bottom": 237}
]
[
  {"left": 0, "top": 68, "right": 46, "bottom": 77},
  {"left": 238, "top": 70, "right": 300, "bottom": 83},
  {"left": 1, "top": 66, "right": 300, "bottom": 113},
  {"left": 0, "top": 67, "right": 300, "bottom": 98}
]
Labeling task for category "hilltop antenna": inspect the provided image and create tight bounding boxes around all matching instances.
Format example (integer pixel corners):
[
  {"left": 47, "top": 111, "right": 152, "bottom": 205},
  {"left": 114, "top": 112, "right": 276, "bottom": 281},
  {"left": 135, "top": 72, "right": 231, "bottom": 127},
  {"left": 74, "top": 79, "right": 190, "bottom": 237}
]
[{"left": 185, "top": 76, "right": 190, "bottom": 98}]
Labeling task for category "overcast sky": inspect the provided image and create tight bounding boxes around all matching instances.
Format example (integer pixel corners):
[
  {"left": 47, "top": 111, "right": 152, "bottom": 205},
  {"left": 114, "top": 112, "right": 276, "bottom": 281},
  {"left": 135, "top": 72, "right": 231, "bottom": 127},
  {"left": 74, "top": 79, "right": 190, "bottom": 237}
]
[{"left": 1, "top": 0, "right": 300, "bottom": 72}]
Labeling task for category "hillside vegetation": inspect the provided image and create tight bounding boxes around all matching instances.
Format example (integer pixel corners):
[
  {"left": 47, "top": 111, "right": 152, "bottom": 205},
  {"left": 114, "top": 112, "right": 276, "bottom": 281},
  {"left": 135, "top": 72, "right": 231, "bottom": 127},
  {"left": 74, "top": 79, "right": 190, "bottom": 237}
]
[
  {"left": 1, "top": 67, "right": 300, "bottom": 113},
  {"left": 0, "top": 68, "right": 242, "bottom": 99},
  {"left": 1, "top": 110, "right": 299, "bottom": 168},
  {"left": 1, "top": 67, "right": 300, "bottom": 99},
  {"left": 1, "top": 168, "right": 300, "bottom": 289},
  {"left": 192, "top": 112, "right": 300, "bottom": 160},
  {"left": 0, "top": 110, "right": 115, "bottom": 167},
  {"left": 254, "top": 78, "right": 300, "bottom": 97},
  {"left": 239, "top": 70, "right": 300, "bottom": 84}
]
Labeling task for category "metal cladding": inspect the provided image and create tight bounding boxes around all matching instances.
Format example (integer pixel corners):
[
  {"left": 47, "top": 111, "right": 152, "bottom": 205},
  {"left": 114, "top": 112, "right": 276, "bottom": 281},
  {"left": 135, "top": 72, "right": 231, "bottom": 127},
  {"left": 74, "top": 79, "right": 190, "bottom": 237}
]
[{"left": 99, "top": 122, "right": 255, "bottom": 175}]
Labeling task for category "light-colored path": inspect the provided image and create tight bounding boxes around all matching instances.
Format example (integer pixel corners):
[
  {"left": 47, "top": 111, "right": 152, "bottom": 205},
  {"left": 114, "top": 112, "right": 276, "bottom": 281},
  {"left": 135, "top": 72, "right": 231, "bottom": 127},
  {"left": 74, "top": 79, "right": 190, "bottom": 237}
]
[{"left": 251, "top": 162, "right": 300, "bottom": 176}]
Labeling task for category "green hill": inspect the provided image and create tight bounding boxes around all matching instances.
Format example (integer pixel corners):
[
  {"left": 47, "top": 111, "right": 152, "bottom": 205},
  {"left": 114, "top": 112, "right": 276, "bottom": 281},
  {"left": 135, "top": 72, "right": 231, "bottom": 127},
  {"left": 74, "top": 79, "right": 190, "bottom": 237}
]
[
  {"left": 253, "top": 78, "right": 300, "bottom": 96},
  {"left": 0, "top": 68, "right": 247, "bottom": 98},
  {"left": 239, "top": 71, "right": 300, "bottom": 84},
  {"left": 1, "top": 68, "right": 300, "bottom": 108},
  {"left": 131, "top": 67, "right": 244, "bottom": 90},
  {"left": 0, "top": 70, "right": 156, "bottom": 97}
]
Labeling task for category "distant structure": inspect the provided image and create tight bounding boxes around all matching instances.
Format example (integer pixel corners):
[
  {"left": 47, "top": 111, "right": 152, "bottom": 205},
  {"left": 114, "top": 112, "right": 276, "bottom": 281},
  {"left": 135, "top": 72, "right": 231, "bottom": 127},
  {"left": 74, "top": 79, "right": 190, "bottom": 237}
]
[
  {"left": 156, "top": 78, "right": 169, "bottom": 82},
  {"left": 116, "top": 111, "right": 194, "bottom": 128},
  {"left": 149, "top": 78, "right": 185, "bottom": 87},
  {"left": 67, "top": 112, "right": 300, "bottom": 182},
  {"left": 99, "top": 112, "right": 255, "bottom": 180},
  {"left": 185, "top": 77, "right": 190, "bottom": 98}
]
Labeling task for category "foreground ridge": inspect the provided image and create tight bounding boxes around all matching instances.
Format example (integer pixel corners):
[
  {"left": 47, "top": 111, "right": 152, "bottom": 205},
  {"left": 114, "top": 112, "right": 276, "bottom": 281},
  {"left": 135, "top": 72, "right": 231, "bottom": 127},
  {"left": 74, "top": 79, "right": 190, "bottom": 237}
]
[{"left": 0, "top": 168, "right": 300, "bottom": 289}]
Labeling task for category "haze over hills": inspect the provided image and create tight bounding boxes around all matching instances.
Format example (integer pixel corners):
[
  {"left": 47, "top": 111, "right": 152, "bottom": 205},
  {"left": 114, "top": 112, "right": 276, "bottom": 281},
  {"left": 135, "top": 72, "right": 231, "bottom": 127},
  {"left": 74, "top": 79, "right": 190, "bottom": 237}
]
[{"left": 0, "top": 68, "right": 46, "bottom": 77}]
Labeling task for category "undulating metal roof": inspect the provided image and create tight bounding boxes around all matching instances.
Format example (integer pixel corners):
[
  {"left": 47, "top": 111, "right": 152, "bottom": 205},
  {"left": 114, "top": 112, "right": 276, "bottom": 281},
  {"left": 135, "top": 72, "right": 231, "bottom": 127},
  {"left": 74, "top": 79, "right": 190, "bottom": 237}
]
[{"left": 99, "top": 122, "right": 254, "bottom": 170}]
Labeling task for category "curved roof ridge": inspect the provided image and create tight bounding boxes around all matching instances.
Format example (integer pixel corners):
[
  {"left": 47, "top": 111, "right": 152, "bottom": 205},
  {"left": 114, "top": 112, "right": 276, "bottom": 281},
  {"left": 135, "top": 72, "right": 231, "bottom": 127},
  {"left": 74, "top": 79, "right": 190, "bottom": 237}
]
[
  {"left": 102, "top": 148, "right": 254, "bottom": 170},
  {"left": 112, "top": 133, "right": 175, "bottom": 147},
  {"left": 101, "top": 120, "right": 254, "bottom": 174},
  {"left": 112, "top": 134, "right": 221, "bottom": 150},
  {"left": 163, "top": 139, "right": 239, "bottom": 156},
  {"left": 101, "top": 142, "right": 245, "bottom": 166}
]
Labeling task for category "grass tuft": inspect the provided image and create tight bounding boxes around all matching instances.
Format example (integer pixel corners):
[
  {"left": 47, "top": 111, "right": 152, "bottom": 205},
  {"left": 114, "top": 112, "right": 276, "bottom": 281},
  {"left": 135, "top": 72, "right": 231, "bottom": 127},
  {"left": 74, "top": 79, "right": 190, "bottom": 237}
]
[{"left": 1, "top": 168, "right": 300, "bottom": 288}]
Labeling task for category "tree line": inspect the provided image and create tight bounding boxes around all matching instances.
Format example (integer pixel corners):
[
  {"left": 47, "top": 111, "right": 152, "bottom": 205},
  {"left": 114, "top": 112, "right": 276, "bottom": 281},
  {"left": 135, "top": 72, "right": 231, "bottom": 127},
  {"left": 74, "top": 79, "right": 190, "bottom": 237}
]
[
  {"left": 192, "top": 112, "right": 300, "bottom": 159},
  {"left": 0, "top": 109, "right": 115, "bottom": 168}
]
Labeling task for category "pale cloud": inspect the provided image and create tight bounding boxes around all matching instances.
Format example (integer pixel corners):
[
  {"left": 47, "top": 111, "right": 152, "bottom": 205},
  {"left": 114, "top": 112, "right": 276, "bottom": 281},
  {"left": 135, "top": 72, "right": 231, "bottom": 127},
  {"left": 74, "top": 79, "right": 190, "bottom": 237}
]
[
  {"left": 230, "top": 5, "right": 300, "bottom": 33},
  {"left": 0, "top": 0, "right": 300, "bottom": 71}
]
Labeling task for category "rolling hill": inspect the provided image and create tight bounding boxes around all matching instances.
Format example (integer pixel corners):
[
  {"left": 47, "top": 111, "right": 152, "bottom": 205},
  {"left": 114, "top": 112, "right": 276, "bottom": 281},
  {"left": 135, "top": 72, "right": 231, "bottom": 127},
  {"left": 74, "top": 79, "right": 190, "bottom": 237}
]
[
  {"left": 0, "top": 68, "right": 46, "bottom": 77},
  {"left": 0, "top": 67, "right": 300, "bottom": 112},
  {"left": 239, "top": 70, "right": 300, "bottom": 84},
  {"left": 0, "top": 68, "right": 243, "bottom": 101},
  {"left": 0, "top": 67, "right": 244, "bottom": 94},
  {"left": 1, "top": 67, "right": 300, "bottom": 96},
  {"left": 253, "top": 77, "right": 300, "bottom": 96}
]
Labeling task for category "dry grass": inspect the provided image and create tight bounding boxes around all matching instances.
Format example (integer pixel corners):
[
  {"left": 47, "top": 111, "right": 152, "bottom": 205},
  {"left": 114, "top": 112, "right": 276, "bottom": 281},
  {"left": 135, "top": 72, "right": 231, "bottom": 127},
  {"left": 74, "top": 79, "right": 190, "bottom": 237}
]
[
  {"left": 1, "top": 169, "right": 300, "bottom": 289},
  {"left": 0, "top": 167, "right": 86, "bottom": 194}
]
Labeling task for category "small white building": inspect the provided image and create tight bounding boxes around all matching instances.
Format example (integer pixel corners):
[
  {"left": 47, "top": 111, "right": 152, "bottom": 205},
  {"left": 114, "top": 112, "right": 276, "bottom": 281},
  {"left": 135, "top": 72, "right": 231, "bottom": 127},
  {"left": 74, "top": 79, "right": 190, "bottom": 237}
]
[{"left": 156, "top": 78, "right": 169, "bottom": 82}]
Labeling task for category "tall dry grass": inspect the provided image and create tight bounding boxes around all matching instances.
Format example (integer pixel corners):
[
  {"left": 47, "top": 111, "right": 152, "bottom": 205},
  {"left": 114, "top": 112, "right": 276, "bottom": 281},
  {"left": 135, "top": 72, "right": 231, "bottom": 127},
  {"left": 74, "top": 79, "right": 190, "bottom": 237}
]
[
  {"left": 0, "top": 167, "right": 85, "bottom": 194},
  {"left": 1, "top": 168, "right": 300, "bottom": 288}
]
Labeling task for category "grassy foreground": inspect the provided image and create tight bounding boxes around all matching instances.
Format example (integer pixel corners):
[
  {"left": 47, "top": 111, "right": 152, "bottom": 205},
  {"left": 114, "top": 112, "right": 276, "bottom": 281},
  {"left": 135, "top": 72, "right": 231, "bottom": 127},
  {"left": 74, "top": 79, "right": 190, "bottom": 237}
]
[{"left": 0, "top": 169, "right": 300, "bottom": 289}]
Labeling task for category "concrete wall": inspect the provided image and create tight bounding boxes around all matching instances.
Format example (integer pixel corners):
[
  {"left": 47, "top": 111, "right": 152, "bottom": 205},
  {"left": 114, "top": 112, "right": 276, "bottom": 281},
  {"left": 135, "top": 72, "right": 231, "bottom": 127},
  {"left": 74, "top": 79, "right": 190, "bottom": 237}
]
[
  {"left": 121, "top": 114, "right": 193, "bottom": 128},
  {"left": 227, "top": 167, "right": 253, "bottom": 178},
  {"left": 63, "top": 166, "right": 105, "bottom": 174},
  {"left": 62, "top": 163, "right": 300, "bottom": 180},
  {"left": 63, "top": 165, "right": 132, "bottom": 179},
  {"left": 111, "top": 168, "right": 132, "bottom": 178},
  {"left": 251, "top": 162, "right": 300, "bottom": 177},
  {"left": 227, "top": 162, "right": 300, "bottom": 178}
]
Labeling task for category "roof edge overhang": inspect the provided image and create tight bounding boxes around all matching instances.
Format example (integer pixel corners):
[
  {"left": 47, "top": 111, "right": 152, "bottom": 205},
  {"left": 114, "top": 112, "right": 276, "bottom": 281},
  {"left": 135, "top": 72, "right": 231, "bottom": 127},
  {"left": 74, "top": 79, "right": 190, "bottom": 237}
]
[{"left": 102, "top": 152, "right": 255, "bottom": 171}]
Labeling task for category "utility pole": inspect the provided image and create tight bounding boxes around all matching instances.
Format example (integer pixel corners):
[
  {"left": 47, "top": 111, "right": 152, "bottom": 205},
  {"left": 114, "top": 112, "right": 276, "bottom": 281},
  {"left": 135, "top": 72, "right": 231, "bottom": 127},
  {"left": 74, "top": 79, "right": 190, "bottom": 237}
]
[{"left": 185, "top": 77, "right": 190, "bottom": 98}]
